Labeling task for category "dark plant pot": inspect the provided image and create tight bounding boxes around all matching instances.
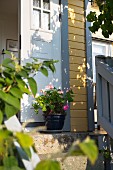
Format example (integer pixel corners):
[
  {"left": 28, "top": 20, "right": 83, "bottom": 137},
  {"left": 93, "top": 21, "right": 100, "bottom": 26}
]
[{"left": 45, "top": 114, "right": 66, "bottom": 130}]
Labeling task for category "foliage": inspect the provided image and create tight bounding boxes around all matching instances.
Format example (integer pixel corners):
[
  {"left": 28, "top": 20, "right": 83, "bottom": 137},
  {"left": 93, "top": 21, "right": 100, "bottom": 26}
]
[
  {"left": 0, "top": 51, "right": 57, "bottom": 122},
  {"left": 0, "top": 127, "right": 34, "bottom": 169},
  {"left": 0, "top": 53, "right": 98, "bottom": 169},
  {"left": 32, "top": 85, "right": 74, "bottom": 116},
  {"left": 66, "top": 136, "right": 98, "bottom": 165},
  {"left": 0, "top": 126, "right": 98, "bottom": 170},
  {"left": 35, "top": 137, "right": 98, "bottom": 169},
  {"left": 87, "top": 0, "right": 113, "bottom": 38},
  {"left": 35, "top": 160, "right": 61, "bottom": 170}
]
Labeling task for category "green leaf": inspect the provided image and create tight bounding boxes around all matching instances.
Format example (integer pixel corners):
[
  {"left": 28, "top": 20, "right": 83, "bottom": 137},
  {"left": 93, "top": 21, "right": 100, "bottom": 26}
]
[
  {"left": 10, "top": 87, "right": 23, "bottom": 99},
  {"left": 3, "top": 156, "right": 18, "bottom": 168},
  {"left": 2, "top": 58, "right": 12, "bottom": 65},
  {"left": 3, "top": 50, "right": 12, "bottom": 56},
  {"left": 0, "top": 129, "right": 11, "bottom": 140},
  {"left": 32, "top": 64, "right": 41, "bottom": 70},
  {"left": 0, "top": 78, "right": 5, "bottom": 83},
  {"left": 15, "top": 77, "right": 26, "bottom": 87},
  {"left": 16, "top": 132, "right": 33, "bottom": 148},
  {"left": 79, "top": 137, "right": 98, "bottom": 165},
  {"left": 0, "top": 91, "right": 20, "bottom": 110},
  {"left": 40, "top": 67, "right": 48, "bottom": 77},
  {"left": 18, "top": 84, "right": 31, "bottom": 94},
  {"left": 43, "top": 60, "right": 58, "bottom": 73},
  {"left": 18, "top": 70, "right": 28, "bottom": 78},
  {"left": 28, "top": 77, "right": 37, "bottom": 97},
  {"left": 8, "top": 167, "right": 24, "bottom": 170},
  {"left": 35, "top": 160, "right": 61, "bottom": 170},
  {"left": 5, "top": 103, "right": 19, "bottom": 118},
  {"left": 49, "top": 63, "right": 56, "bottom": 73},
  {"left": 5, "top": 78, "right": 13, "bottom": 85},
  {"left": 0, "top": 110, "right": 3, "bottom": 124},
  {"left": 16, "top": 77, "right": 31, "bottom": 94}
]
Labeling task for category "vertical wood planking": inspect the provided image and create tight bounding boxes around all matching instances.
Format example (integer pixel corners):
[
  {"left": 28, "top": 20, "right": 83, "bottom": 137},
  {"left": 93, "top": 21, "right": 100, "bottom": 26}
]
[
  {"left": 96, "top": 71, "right": 102, "bottom": 119},
  {"left": 101, "top": 78, "right": 109, "bottom": 120},
  {"left": 68, "top": 0, "right": 88, "bottom": 132},
  {"left": 109, "top": 84, "right": 113, "bottom": 123}
]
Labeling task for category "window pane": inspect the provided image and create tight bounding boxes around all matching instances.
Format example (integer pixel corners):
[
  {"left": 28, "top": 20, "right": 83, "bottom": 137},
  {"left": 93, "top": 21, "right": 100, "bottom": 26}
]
[
  {"left": 43, "top": 12, "right": 50, "bottom": 30},
  {"left": 33, "top": 0, "right": 41, "bottom": 7},
  {"left": 92, "top": 43, "right": 107, "bottom": 83},
  {"left": 33, "top": 9, "right": 41, "bottom": 28},
  {"left": 43, "top": 0, "right": 50, "bottom": 10}
]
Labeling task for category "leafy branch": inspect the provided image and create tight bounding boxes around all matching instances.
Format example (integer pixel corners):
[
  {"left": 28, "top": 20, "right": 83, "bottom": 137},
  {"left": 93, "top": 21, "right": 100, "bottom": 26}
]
[
  {"left": 87, "top": 0, "right": 113, "bottom": 38},
  {"left": 0, "top": 51, "right": 57, "bottom": 123}
]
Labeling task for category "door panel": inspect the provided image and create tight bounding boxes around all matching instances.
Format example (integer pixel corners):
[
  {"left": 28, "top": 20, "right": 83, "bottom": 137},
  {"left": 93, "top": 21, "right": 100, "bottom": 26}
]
[{"left": 20, "top": 0, "right": 61, "bottom": 122}]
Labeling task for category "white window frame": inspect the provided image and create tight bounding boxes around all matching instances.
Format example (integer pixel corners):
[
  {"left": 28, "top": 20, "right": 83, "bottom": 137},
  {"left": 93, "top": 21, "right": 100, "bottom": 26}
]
[
  {"left": 92, "top": 40, "right": 112, "bottom": 83},
  {"left": 31, "top": 0, "right": 52, "bottom": 31}
]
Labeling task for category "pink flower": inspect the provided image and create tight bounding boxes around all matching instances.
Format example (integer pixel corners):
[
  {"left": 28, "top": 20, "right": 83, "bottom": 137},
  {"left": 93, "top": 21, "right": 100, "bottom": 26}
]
[
  {"left": 58, "top": 90, "right": 63, "bottom": 94},
  {"left": 45, "top": 84, "right": 54, "bottom": 90},
  {"left": 40, "top": 89, "right": 43, "bottom": 93},
  {"left": 63, "top": 105, "right": 69, "bottom": 111}
]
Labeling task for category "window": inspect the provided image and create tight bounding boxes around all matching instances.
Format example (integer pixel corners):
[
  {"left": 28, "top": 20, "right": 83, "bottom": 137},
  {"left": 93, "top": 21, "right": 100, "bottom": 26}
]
[
  {"left": 32, "top": 0, "right": 51, "bottom": 30},
  {"left": 92, "top": 40, "right": 112, "bottom": 83}
]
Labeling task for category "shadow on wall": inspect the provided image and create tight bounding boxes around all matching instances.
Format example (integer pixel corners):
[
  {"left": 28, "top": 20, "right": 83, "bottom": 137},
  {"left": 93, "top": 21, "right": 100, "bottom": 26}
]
[{"left": 21, "top": 7, "right": 63, "bottom": 122}]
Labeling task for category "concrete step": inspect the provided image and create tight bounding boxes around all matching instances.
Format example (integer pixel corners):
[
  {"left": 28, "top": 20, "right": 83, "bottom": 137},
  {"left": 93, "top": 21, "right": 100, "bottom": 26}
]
[
  {"left": 29, "top": 131, "right": 106, "bottom": 170},
  {"left": 31, "top": 132, "right": 88, "bottom": 155}
]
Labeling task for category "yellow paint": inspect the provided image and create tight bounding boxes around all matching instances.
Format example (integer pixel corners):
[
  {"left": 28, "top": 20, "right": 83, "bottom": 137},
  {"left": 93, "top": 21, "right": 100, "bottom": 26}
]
[{"left": 68, "top": 0, "right": 88, "bottom": 132}]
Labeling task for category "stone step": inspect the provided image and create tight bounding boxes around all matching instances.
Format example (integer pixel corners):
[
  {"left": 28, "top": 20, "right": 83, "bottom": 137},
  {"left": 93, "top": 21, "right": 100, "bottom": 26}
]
[
  {"left": 31, "top": 132, "right": 88, "bottom": 155},
  {"left": 30, "top": 131, "right": 107, "bottom": 154},
  {"left": 30, "top": 131, "right": 106, "bottom": 170}
]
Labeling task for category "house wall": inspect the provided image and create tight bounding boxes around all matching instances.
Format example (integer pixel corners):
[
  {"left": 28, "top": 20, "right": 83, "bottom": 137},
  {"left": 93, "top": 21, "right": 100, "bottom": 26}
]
[
  {"left": 0, "top": 11, "right": 18, "bottom": 63},
  {"left": 68, "top": 0, "right": 88, "bottom": 131}
]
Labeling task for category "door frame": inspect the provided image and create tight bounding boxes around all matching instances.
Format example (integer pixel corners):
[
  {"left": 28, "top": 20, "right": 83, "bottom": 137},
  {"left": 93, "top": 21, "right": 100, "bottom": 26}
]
[
  {"left": 61, "top": 0, "right": 70, "bottom": 131},
  {"left": 18, "top": 0, "right": 70, "bottom": 130},
  {"left": 85, "top": 0, "right": 95, "bottom": 131}
]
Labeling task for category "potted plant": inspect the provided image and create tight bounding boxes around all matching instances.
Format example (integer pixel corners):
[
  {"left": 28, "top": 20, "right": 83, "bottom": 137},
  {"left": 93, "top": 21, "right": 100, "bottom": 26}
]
[{"left": 32, "top": 85, "right": 74, "bottom": 130}]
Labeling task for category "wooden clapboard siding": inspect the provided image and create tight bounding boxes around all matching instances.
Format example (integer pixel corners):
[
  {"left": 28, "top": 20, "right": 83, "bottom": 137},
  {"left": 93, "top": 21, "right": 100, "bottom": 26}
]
[
  {"left": 69, "top": 41, "right": 85, "bottom": 50},
  {"left": 69, "top": 0, "right": 84, "bottom": 8},
  {"left": 68, "top": 0, "right": 88, "bottom": 131},
  {"left": 70, "top": 79, "right": 86, "bottom": 87},
  {"left": 68, "top": 19, "right": 84, "bottom": 29},
  {"left": 69, "top": 27, "right": 85, "bottom": 36},
  {"left": 71, "top": 102, "right": 87, "bottom": 110},
  {"left": 69, "top": 49, "right": 85, "bottom": 57},
  {"left": 70, "top": 63, "right": 86, "bottom": 71},
  {"left": 71, "top": 110, "right": 87, "bottom": 118},
  {"left": 70, "top": 110, "right": 87, "bottom": 118},
  {"left": 69, "top": 34, "right": 85, "bottom": 43},
  {"left": 73, "top": 94, "right": 87, "bottom": 102},
  {"left": 70, "top": 71, "right": 86, "bottom": 79},
  {"left": 72, "top": 86, "right": 87, "bottom": 95}
]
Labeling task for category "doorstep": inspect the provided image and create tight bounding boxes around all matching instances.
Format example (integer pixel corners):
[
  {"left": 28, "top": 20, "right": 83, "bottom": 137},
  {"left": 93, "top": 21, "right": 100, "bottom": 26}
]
[
  {"left": 30, "top": 130, "right": 107, "bottom": 155},
  {"left": 30, "top": 131, "right": 105, "bottom": 170},
  {"left": 30, "top": 131, "right": 88, "bottom": 155}
]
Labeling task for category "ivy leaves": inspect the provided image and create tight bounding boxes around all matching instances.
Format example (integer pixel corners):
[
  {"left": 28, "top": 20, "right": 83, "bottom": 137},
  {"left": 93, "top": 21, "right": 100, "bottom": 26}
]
[
  {"left": 87, "top": 0, "right": 113, "bottom": 38},
  {"left": 0, "top": 52, "right": 57, "bottom": 122}
]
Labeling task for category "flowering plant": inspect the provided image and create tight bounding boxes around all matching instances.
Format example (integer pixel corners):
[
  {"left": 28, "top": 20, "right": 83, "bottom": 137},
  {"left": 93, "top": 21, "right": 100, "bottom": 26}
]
[{"left": 32, "top": 85, "right": 73, "bottom": 116}]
